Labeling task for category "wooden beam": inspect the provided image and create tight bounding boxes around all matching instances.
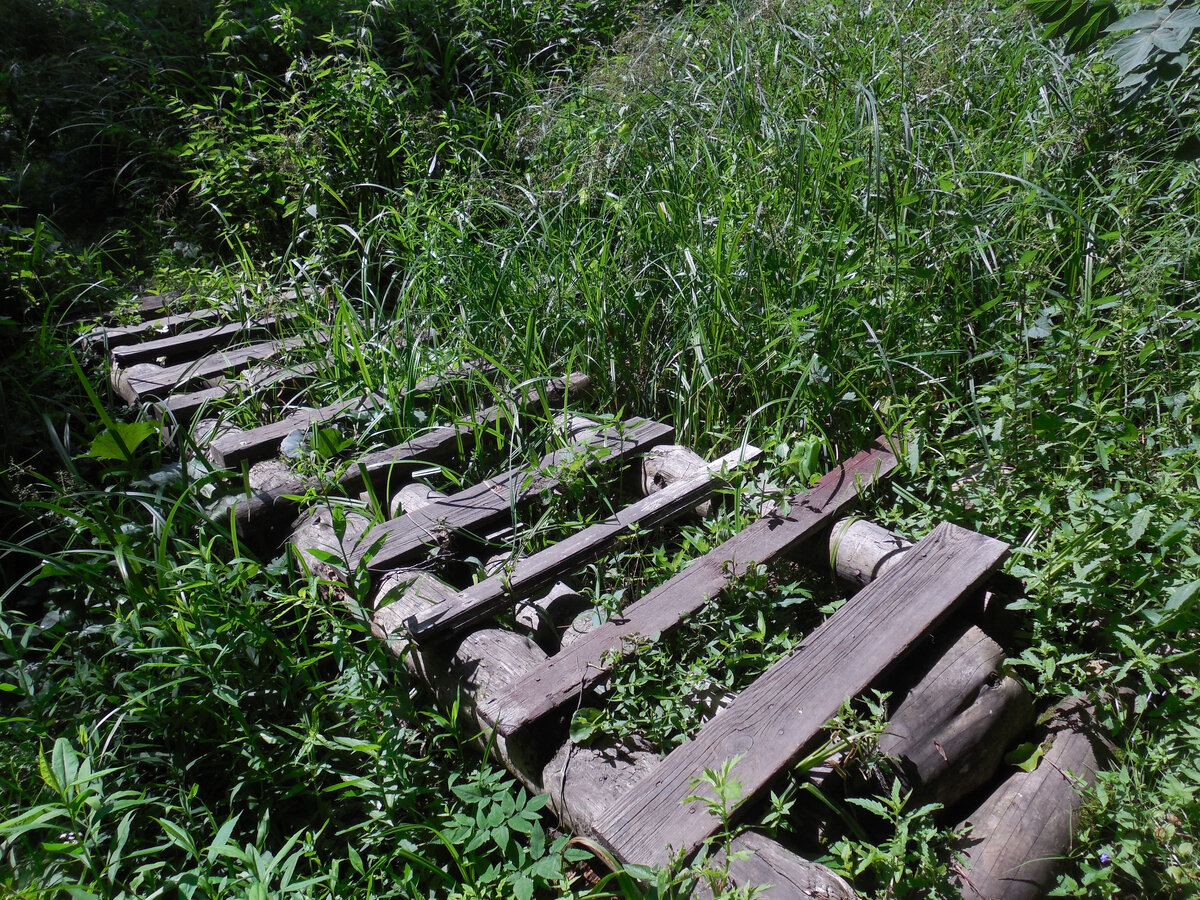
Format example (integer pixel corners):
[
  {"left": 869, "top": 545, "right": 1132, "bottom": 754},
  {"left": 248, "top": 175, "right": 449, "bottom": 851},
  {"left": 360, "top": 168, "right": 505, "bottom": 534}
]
[
  {"left": 112, "top": 334, "right": 314, "bottom": 403},
  {"left": 490, "top": 438, "right": 898, "bottom": 741},
  {"left": 152, "top": 359, "right": 327, "bottom": 429},
  {"left": 406, "top": 444, "right": 760, "bottom": 643},
  {"left": 82, "top": 306, "right": 225, "bottom": 351},
  {"left": 109, "top": 313, "right": 298, "bottom": 368},
  {"left": 591, "top": 521, "right": 1009, "bottom": 867},
  {"left": 356, "top": 418, "right": 675, "bottom": 574},
  {"left": 230, "top": 373, "right": 590, "bottom": 541}
]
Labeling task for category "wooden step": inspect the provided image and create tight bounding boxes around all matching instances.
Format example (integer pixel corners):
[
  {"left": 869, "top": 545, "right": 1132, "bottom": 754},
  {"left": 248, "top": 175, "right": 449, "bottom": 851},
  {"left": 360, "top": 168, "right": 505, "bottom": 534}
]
[
  {"left": 406, "top": 444, "right": 761, "bottom": 643},
  {"left": 488, "top": 438, "right": 898, "bottom": 741},
  {"left": 230, "top": 373, "right": 590, "bottom": 541},
  {"left": 152, "top": 359, "right": 328, "bottom": 429},
  {"left": 591, "top": 521, "right": 1010, "bottom": 867},
  {"left": 83, "top": 306, "right": 226, "bottom": 351},
  {"left": 355, "top": 418, "right": 675, "bottom": 574},
  {"left": 113, "top": 334, "right": 314, "bottom": 403},
  {"left": 109, "top": 312, "right": 298, "bottom": 368}
]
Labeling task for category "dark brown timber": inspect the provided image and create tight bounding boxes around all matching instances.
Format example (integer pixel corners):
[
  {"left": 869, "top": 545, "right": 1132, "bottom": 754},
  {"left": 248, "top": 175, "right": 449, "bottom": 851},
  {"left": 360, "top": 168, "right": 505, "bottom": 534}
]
[
  {"left": 113, "top": 334, "right": 314, "bottom": 403},
  {"left": 153, "top": 359, "right": 327, "bottom": 429},
  {"left": 355, "top": 417, "right": 675, "bottom": 573},
  {"left": 591, "top": 521, "right": 1010, "bottom": 867},
  {"left": 490, "top": 438, "right": 898, "bottom": 741},
  {"left": 83, "top": 306, "right": 226, "bottom": 351},
  {"left": 109, "top": 313, "right": 297, "bottom": 368},
  {"left": 405, "top": 444, "right": 760, "bottom": 643},
  {"left": 229, "top": 373, "right": 590, "bottom": 541}
]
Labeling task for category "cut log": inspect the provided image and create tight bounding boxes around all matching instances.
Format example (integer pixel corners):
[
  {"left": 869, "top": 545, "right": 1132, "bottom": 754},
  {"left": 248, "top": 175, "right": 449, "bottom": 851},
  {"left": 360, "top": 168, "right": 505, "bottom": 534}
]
[
  {"left": 390, "top": 483, "right": 449, "bottom": 518},
  {"left": 355, "top": 418, "right": 675, "bottom": 574},
  {"left": 642, "top": 444, "right": 712, "bottom": 517},
  {"left": 693, "top": 831, "right": 858, "bottom": 900},
  {"left": 829, "top": 518, "right": 914, "bottom": 588},
  {"left": 289, "top": 506, "right": 375, "bottom": 578},
  {"left": 110, "top": 312, "right": 297, "bottom": 368},
  {"left": 825, "top": 520, "right": 1034, "bottom": 807},
  {"left": 371, "top": 573, "right": 547, "bottom": 788},
  {"left": 591, "top": 522, "right": 1010, "bottom": 868},
  {"left": 489, "top": 438, "right": 898, "bottom": 742},
  {"left": 514, "top": 582, "right": 592, "bottom": 652},
  {"left": 407, "top": 445, "right": 760, "bottom": 643},
  {"left": 954, "top": 695, "right": 1113, "bottom": 900},
  {"left": 542, "top": 735, "right": 660, "bottom": 836},
  {"left": 879, "top": 623, "right": 1034, "bottom": 807}
]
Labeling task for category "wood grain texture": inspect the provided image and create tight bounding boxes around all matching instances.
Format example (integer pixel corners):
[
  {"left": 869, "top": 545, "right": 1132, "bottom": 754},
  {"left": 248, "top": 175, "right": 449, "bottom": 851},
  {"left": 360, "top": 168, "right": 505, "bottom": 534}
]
[
  {"left": 82, "top": 306, "right": 225, "bottom": 350},
  {"left": 491, "top": 439, "right": 898, "bottom": 740},
  {"left": 229, "top": 374, "right": 589, "bottom": 540},
  {"left": 112, "top": 334, "right": 314, "bottom": 403},
  {"left": 152, "top": 359, "right": 327, "bottom": 428},
  {"left": 592, "top": 521, "right": 1010, "bottom": 867},
  {"left": 109, "top": 313, "right": 296, "bottom": 368},
  {"left": 206, "top": 391, "right": 387, "bottom": 468},
  {"left": 356, "top": 418, "right": 675, "bottom": 573},
  {"left": 695, "top": 832, "right": 858, "bottom": 900},
  {"left": 406, "top": 445, "right": 759, "bottom": 643},
  {"left": 954, "top": 695, "right": 1112, "bottom": 900}
]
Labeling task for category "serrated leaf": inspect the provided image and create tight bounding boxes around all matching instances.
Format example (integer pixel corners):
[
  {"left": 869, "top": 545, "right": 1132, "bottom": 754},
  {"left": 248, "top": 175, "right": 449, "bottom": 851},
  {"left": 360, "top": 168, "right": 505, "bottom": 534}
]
[
  {"left": 1106, "top": 7, "right": 1170, "bottom": 33},
  {"left": 1127, "top": 505, "right": 1153, "bottom": 547},
  {"left": 1107, "top": 29, "right": 1159, "bottom": 77}
]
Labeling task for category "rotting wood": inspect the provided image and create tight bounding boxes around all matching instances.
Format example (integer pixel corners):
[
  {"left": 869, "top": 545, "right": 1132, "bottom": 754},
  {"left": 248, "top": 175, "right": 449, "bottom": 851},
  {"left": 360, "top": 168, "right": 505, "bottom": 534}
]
[
  {"left": 113, "top": 334, "right": 314, "bottom": 403},
  {"left": 642, "top": 444, "right": 712, "bottom": 517},
  {"left": 826, "top": 520, "right": 1034, "bottom": 807},
  {"left": 290, "top": 505, "right": 375, "bottom": 577},
  {"left": 591, "top": 522, "right": 1010, "bottom": 868},
  {"left": 693, "top": 831, "right": 858, "bottom": 900},
  {"left": 514, "top": 582, "right": 591, "bottom": 653},
  {"left": 406, "top": 444, "right": 760, "bottom": 643},
  {"left": 154, "top": 359, "right": 327, "bottom": 432},
  {"left": 542, "top": 734, "right": 660, "bottom": 836},
  {"left": 110, "top": 312, "right": 297, "bottom": 368},
  {"left": 879, "top": 623, "right": 1034, "bottom": 807},
  {"left": 355, "top": 417, "right": 675, "bottom": 575},
  {"left": 954, "top": 695, "right": 1114, "bottom": 900},
  {"left": 206, "top": 390, "right": 388, "bottom": 468},
  {"left": 229, "top": 373, "right": 590, "bottom": 543},
  {"left": 83, "top": 305, "right": 226, "bottom": 351},
  {"left": 489, "top": 439, "right": 898, "bottom": 741},
  {"left": 371, "top": 572, "right": 546, "bottom": 789}
]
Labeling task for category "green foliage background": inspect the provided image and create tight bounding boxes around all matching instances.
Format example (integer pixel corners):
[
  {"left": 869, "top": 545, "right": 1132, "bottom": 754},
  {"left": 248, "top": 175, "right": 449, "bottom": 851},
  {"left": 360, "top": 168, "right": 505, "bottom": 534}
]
[{"left": 3, "top": 0, "right": 1200, "bottom": 896}]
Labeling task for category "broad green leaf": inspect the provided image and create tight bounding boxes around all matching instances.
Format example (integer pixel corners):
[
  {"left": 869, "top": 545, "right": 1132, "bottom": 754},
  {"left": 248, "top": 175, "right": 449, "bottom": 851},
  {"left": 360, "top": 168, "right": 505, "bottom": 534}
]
[
  {"left": 569, "top": 707, "right": 605, "bottom": 744},
  {"left": 88, "top": 421, "right": 160, "bottom": 461}
]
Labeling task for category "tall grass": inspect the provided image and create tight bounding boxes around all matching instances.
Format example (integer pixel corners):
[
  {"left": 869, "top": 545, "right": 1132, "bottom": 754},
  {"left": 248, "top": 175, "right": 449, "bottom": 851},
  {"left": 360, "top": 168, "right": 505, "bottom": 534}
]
[{"left": 4, "top": 0, "right": 1200, "bottom": 895}]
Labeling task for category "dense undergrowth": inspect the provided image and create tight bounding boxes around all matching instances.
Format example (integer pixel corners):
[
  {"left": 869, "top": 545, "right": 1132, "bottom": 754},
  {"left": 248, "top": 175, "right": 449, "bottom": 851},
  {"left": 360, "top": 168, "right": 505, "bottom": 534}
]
[{"left": 3, "top": 0, "right": 1200, "bottom": 896}]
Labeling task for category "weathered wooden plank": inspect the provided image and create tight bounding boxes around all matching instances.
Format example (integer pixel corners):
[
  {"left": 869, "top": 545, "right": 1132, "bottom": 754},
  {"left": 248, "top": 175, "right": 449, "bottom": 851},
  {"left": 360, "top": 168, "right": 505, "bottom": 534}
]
[
  {"left": 83, "top": 306, "right": 226, "bottom": 351},
  {"left": 357, "top": 418, "right": 675, "bottom": 574},
  {"left": 110, "top": 312, "right": 297, "bottom": 368},
  {"left": 152, "top": 359, "right": 327, "bottom": 429},
  {"left": 112, "top": 334, "right": 314, "bottom": 403},
  {"left": 230, "top": 373, "right": 590, "bottom": 542},
  {"left": 591, "top": 522, "right": 1010, "bottom": 867},
  {"left": 206, "top": 391, "right": 386, "bottom": 468},
  {"left": 406, "top": 444, "right": 760, "bottom": 643},
  {"left": 490, "top": 439, "right": 898, "bottom": 740}
]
